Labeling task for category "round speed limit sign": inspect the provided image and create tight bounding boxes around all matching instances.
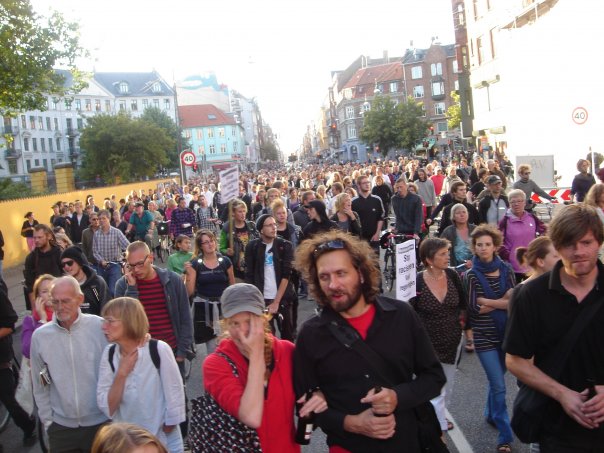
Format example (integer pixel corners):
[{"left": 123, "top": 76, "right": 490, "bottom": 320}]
[
  {"left": 181, "top": 151, "right": 196, "bottom": 166},
  {"left": 572, "top": 107, "right": 588, "bottom": 125}
]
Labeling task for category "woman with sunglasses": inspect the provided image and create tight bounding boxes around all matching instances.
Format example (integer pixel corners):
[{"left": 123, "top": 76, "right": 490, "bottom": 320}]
[
  {"left": 302, "top": 200, "right": 338, "bottom": 238},
  {"left": 97, "top": 297, "right": 185, "bottom": 453},
  {"left": 185, "top": 229, "right": 234, "bottom": 353}
]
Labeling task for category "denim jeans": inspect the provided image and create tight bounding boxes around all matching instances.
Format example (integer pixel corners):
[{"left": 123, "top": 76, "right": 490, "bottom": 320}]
[
  {"left": 477, "top": 347, "right": 514, "bottom": 445},
  {"left": 96, "top": 262, "right": 122, "bottom": 297}
]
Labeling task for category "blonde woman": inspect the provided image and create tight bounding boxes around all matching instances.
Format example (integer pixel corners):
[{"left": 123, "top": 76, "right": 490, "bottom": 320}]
[{"left": 330, "top": 193, "right": 362, "bottom": 237}]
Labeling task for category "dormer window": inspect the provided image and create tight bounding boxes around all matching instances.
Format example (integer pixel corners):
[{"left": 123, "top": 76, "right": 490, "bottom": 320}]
[
  {"left": 119, "top": 82, "right": 129, "bottom": 94},
  {"left": 152, "top": 82, "right": 161, "bottom": 93}
]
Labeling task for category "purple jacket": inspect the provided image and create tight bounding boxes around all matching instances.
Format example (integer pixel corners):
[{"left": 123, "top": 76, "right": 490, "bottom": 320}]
[
  {"left": 498, "top": 210, "right": 546, "bottom": 273},
  {"left": 21, "top": 315, "right": 43, "bottom": 359}
]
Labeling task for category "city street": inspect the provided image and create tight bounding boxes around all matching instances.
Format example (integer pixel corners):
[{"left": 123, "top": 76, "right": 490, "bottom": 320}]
[{"left": 0, "top": 258, "right": 531, "bottom": 453}]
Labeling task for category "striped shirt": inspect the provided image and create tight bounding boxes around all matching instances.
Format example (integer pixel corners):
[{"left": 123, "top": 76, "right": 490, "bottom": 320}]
[
  {"left": 93, "top": 226, "right": 130, "bottom": 262},
  {"left": 465, "top": 269, "right": 515, "bottom": 352},
  {"left": 137, "top": 275, "right": 177, "bottom": 350}
]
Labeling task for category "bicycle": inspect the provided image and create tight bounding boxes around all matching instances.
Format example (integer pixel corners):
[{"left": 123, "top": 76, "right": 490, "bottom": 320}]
[
  {"left": 379, "top": 231, "right": 415, "bottom": 293},
  {"left": 156, "top": 220, "right": 171, "bottom": 263}
]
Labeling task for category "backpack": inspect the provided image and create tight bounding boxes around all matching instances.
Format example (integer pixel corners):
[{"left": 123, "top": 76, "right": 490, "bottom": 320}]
[{"left": 108, "top": 338, "right": 160, "bottom": 373}]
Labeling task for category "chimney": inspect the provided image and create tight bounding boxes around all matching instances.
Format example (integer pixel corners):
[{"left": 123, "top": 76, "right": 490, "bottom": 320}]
[{"left": 383, "top": 50, "right": 389, "bottom": 63}]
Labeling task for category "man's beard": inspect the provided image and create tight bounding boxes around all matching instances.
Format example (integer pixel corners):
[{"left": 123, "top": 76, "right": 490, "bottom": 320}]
[{"left": 322, "top": 281, "right": 363, "bottom": 313}]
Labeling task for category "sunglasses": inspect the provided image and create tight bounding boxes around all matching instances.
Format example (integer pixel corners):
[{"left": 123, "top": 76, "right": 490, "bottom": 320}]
[
  {"left": 61, "top": 260, "right": 75, "bottom": 268},
  {"left": 313, "top": 239, "right": 346, "bottom": 257}
]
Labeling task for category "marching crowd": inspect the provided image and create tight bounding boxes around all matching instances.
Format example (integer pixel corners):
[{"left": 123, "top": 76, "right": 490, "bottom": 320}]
[{"left": 1, "top": 150, "right": 604, "bottom": 453}]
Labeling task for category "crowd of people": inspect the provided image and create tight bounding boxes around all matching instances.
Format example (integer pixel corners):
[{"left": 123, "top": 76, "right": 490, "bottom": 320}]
[{"left": 0, "top": 150, "right": 603, "bottom": 453}]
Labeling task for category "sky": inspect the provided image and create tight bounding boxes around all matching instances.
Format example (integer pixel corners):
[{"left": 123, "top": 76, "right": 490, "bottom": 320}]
[{"left": 31, "top": 0, "right": 455, "bottom": 153}]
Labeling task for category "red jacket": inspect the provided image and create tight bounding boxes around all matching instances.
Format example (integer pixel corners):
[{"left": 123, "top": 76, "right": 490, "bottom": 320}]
[{"left": 203, "top": 336, "right": 300, "bottom": 453}]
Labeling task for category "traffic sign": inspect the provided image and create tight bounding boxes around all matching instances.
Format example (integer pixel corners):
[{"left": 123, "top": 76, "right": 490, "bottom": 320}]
[
  {"left": 181, "top": 151, "right": 196, "bottom": 166},
  {"left": 572, "top": 107, "right": 588, "bottom": 125}
]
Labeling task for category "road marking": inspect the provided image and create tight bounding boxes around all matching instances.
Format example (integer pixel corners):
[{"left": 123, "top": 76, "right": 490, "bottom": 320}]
[{"left": 446, "top": 409, "right": 474, "bottom": 453}]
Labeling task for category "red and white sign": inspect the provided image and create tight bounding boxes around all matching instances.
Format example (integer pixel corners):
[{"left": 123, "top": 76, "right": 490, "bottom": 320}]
[
  {"left": 572, "top": 107, "right": 588, "bottom": 125},
  {"left": 531, "top": 188, "right": 571, "bottom": 203},
  {"left": 181, "top": 151, "right": 196, "bottom": 166}
]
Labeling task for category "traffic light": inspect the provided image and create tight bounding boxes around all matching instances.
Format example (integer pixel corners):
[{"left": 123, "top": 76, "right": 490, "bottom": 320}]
[
  {"left": 193, "top": 163, "right": 198, "bottom": 172},
  {"left": 330, "top": 122, "right": 337, "bottom": 131},
  {"left": 429, "top": 125, "right": 434, "bottom": 134}
]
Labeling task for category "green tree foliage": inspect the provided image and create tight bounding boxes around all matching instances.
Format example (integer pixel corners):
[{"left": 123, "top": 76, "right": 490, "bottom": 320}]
[
  {"left": 139, "top": 107, "right": 183, "bottom": 169},
  {"left": 0, "top": 0, "right": 88, "bottom": 115},
  {"left": 79, "top": 113, "right": 170, "bottom": 184},
  {"left": 447, "top": 91, "right": 461, "bottom": 130},
  {"left": 359, "top": 95, "right": 428, "bottom": 157},
  {"left": 0, "top": 178, "right": 35, "bottom": 200},
  {"left": 261, "top": 142, "right": 280, "bottom": 161}
]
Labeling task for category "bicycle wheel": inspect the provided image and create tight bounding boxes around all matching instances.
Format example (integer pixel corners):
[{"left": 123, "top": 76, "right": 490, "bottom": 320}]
[
  {"left": 383, "top": 250, "right": 394, "bottom": 293},
  {"left": 387, "top": 251, "right": 396, "bottom": 292}
]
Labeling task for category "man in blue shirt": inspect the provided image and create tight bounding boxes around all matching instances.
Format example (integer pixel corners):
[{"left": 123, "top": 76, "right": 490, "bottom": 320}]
[{"left": 126, "top": 202, "right": 154, "bottom": 249}]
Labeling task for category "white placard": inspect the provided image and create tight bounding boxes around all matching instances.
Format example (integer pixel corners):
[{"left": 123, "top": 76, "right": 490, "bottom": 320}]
[
  {"left": 219, "top": 166, "right": 240, "bottom": 203},
  {"left": 396, "top": 239, "right": 417, "bottom": 302}
]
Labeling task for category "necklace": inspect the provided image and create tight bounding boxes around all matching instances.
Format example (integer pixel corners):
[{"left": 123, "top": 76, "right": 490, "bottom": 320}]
[{"left": 425, "top": 270, "right": 446, "bottom": 281}]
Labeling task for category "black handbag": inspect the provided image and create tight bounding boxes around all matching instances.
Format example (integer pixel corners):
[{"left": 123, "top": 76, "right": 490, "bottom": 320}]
[
  {"left": 328, "top": 321, "right": 450, "bottom": 453},
  {"left": 188, "top": 352, "right": 262, "bottom": 453},
  {"left": 511, "top": 297, "right": 604, "bottom": 443}
]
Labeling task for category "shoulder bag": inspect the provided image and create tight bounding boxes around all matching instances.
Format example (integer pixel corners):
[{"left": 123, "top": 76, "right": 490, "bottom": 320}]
[
  {"left": 511, "top": 296, "right": 604, "bottom": 443},
  {"left": 328, "top": 320, "right": 449, "bottom": 453},
  {"left": 188, "top": 352, "right": 262, "bottom": 453}
]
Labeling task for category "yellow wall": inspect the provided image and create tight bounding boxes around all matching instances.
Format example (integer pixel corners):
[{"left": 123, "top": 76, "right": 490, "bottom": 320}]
[{"left": 0, "top": 178, "right": 180, "bottom": 269}]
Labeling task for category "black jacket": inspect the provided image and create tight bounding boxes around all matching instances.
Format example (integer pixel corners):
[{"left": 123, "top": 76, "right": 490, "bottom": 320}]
[
  {"left": 438, "top": 200, "right": 479, "bottom": 236},
  {"left": 293, "top": 205, "right": 311, "bottom": 230},
  {"left": 70, "top": 213, "right": 90, "bottom": 244},
  {"left": 0, "top": 283, "right": 17, "bottom": 363},
  {"left": 23, "top": 246, "right": 63, "bottom": 292},
  {"left": 303, "top": 219, "right": 339, "bottom": 238},
  {"left": 330, "top": 212, "right": 362, "bottom": 237},
  {"left": 244, "top": 237, "right": 294, "bottom": 301},
  {"left": 80, "top": 265, "right": 110, "bottom": 315},
  {"left": 294, "top": 296, "right": 445, "bottom": 452}
]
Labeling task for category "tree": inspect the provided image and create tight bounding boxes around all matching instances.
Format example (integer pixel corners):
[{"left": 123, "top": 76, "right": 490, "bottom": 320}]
[
  {"left": 447, "top": 91, "right": 461, "bottom": 130},
  {"left": 260, "top": 142, "right": 280, "bottom": 161},
  {"left": 139, "top": 107, "right": 184, "bottom": 169},
  {"left": 360, "top": 95, "right": 428, "bottom": 157},
  {"left": 0, "top": 0, "right": 88, "bottom": 116},
  {"left": 79, "top": 113, "right": 171, "bottom": 184},
  {"left": 0, "top": 178, "right": 36, "bottom": 200}
]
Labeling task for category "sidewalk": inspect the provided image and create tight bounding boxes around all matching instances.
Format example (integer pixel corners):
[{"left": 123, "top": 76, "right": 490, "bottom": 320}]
[{"left": 3, "top": 265, "right": 29, "bottom": 329}]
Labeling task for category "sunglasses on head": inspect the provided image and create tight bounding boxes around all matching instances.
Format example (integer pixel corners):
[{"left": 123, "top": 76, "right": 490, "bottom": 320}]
[{"left": 313, "top": 239, "right": 346, "bottom": 257}]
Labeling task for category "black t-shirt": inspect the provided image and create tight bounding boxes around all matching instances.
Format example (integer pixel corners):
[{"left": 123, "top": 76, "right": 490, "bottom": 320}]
[
  {"left": 504, "top": 261, "right": 604, "bottom": 442},
  {"left": 351, "top": 193, "right": 384, "bottom": 241}
]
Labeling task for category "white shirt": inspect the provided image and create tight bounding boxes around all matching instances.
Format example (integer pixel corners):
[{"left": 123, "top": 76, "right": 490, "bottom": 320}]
[{"left": 263, "top": 242, "right": 278, "bottom": 299}]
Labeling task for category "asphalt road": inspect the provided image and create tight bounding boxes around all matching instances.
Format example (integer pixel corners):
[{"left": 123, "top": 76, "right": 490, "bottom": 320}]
[{"left": 0, "top": 260, "right": 531, "bottom": 453}]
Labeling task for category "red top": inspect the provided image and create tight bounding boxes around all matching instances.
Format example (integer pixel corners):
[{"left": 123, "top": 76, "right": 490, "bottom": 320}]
[
  {"left": 203, "top": 336, "right": 300, "bottom": 453},
  {"left": 430, "top": 174, "right": 446, "bottom": 196},
  {"left": 137, "top": 274, "right": 177, "bottom": 349},
  {"left": 345, "top": 304, "right": 376, "bottom": 340}
]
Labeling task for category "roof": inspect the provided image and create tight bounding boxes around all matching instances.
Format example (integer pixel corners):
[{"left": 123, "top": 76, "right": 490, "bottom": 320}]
[
  {"left": 93, "top": 71, "right": 173, "bottom": 97},
  {"left": 178, "top": 104, "right": 237, "bottom": 128},
  {"left": 402, "top": 44, "right": 456, "bottom": 64},
  {"left": 342, "top": 62, "right": 403, "bottom": 90}
]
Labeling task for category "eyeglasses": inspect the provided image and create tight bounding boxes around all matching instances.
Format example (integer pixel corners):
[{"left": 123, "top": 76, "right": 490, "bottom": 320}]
[
  {"left": 102, "top": 317, "right": 121, "bottom": 324},
  {"left": 313, "top": 239, "right": 346, "bottom": 257},
  {"left": 200, "top": 240, "right": 213, "bottom": 246},
  {"left": 51, "top": 298, "right": 76, "bottom": 307},
  {"left": 61, "top": 260, "right": 75, "bottom": 268},
  {"left": 90, "top": 218, "right": 99, "bottom": 221},
  {"left": 126, "top": 255, "right": 149, "bottom": 270}
]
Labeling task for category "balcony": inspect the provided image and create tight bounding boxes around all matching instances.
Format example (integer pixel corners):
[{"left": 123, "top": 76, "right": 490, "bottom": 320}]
[
  {"left": 1, "top": 125, "right": 18, "bottom": 135},
  {"left": 5, "top": 148, "right": 22, "bottom": 159},
  {"left": 66, "top": 128, "right": 79, "bottom": 137}
]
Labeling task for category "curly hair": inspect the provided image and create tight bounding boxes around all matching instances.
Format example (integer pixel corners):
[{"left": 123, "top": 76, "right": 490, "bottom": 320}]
[
  {"left": 470, "top": 223, "right": 503, "bottom": 251},
  {"left": 294, "top": 230, "right": 380, "bottom": 306}
]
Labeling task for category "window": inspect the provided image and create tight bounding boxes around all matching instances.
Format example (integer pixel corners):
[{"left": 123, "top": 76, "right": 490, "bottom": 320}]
[
  {"left": 75, "top": 99, "right": 81, "bottom": 111},
  {"left": 164, "top": 99, "right": 170, "bottom": 110},
  {"left": 413, "top": 85, "right": 424, "bottom": 98},
  {"left": 434, "top": 102, "right": 446, "bottom": 115},
  {"left": 347, "top": 124, "right": 357, "bottom": 139},
  {"left": 48, "top": 138, "right": 53, "bottom": 152},
  {"left": 29, "top": 116, "right": 35, "bottom": 129},
  {"left": 233, "top": 142, "right": 237, "bottom": 149},
  {"left": 490, "top": 28, "right": 498, "bottom": 59},
  {"left": 23, "top": 138, "right": 29, "bottom": 151},
  {"left": 85, "top": 99, "right": 92, "bottom": 111},
  {"left": 41, "top": 138, "right": 46, "bottom": 152},
  {"left": 431, "top": 81, "right": 445, "bottom": 97},
  {"left": 51, "top": 158, "right": 56, "bottom": 167},
  {"left": 184, "top": 129, "right": 192, "bottom": 139},
  {"left": 77, "top": 118, "right": 83, "bottom": 129},
  {"left": 95, "top": 99, "right": 101, "bottom": 111},
  {"left": 232, "top": 128, "right": 236, "bottom": 136},
  {"left": 454, "top": 80, "right": 459, "bottom": 91},
  {"left": 411, "top": 66, "right": 423, "bottom": 79},
  {"left": 218, "top": 128, "right": 225, "bottom": 138},
  {"left": 142, "top": 99, "right": 149, "bottom": 109},
  {"left": 477, "top": 36, "right": 485, "bottom": 64},
  {"left": 473, "top": 0, "right": 480, "bottom": 19},
  {"left": 209, "top": 144, "right": 216, "bottom": 154},
  {"left": 452, "top": 60, "right": 459, "bottom": 73},
  {"left": 196, "top": 129, "right": 203, "bottom": 140},
  {"left": 437, "top": 122, "right": 448, "bottom": 132},
  {"left": 421, "top": 105, "right": 427, "bottom": 117},
  {"left": 46, "top": 117, "right": 51, "bottom": 130},
  {"left": 54, "top": 118, "right": 59, "bottom": 130},
  {"left": 390, "top": 82, "right": 398, "bottom": 93},
  {"left": 207, "top": 114, "right": 216, "bottom": 120},
  {"left": 198, "top": 145, "right": 205, "bottom": 154},
  {"left": 131, "top": 100, "right": 138, "bottom": 111},
  {"left": 119, "top": 82, "right": 129, "bottom": 94},
  {"left": 431, "top": 63, "right": 443, "bottom": 76},
  {"left": 208, "top": 129, "right": 214, "bottom": 138},
  {"left": 220, "top": 143, "right": 226, "bottom": 153},
  {"left": 21, "top": 115, "right": 26, "bottom": 128},
  {"left": 65, "top": 99, "right": 72, "bottom": 110},
  {"left": 345, "top": 106, "right": 355, "bottom": 119},
  {"left": 43, "top": 159, "right": 47, "bottom": 169},
  {"left": 105, "top": 100, "right": 111, "bottom": 111},
  {"left": 119, "top": 101, "right": 126, "bottom": 111},
  {"left": 32, "top": 138, "right": 38, "bottom": 151},
  {"left": 51, "top": 98, "right": 58, "bottom": 110},
  {"left": 152, "top": 82, "right": 161, "bottom": 93},
  {"left": 362, "top": 102, "right": 370, "bottom": 112},
  {"left": 457, "top": 3, "right": 465, "bottom": 26},
  {"left": 153, "top": 99, "right": 160, "bottom": 109},
  {"left": 38, "top": 116, "right": 43, "bottom": 129},
  {"left": 26, "top": 160, "right": 31, "bottom": 172},
  {"left": 56, "top": 138, "right": 61, "bottom": 151},
  {"left": 34, "top": 159, "right": 39, "bottom": 167}
]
